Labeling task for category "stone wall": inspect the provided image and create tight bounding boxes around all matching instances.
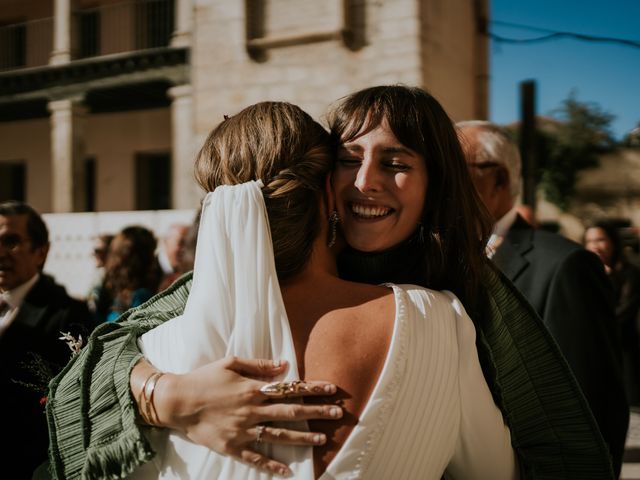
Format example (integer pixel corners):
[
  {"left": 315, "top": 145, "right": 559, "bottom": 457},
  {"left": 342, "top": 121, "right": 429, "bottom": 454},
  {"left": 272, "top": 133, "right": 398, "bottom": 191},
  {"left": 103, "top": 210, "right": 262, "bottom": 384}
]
[
  {"left": 0, "top": 107, "right": 172, "bottom": 212},
  {"left": 85, "top": 108, "right": 172, "bottom": 211},
  {"left": 0, "top": 118, "right": 51, "bottom": 212},
  {"left": 0, "top": 0, "right": 487, "bottom": 214},
  {"left": 191, "top": 0, "right": 487, "bottom": 142}
]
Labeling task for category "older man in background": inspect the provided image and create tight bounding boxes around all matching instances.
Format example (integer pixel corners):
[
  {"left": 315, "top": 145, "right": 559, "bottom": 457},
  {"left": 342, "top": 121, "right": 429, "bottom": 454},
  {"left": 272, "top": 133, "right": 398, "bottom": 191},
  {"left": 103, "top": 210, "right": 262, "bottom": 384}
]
[
  {"left": 0, "top": 201, "right": 93, "bottom": 479},
  {"left": 457, "top": 120, "right": 629, "bottom": 477}
]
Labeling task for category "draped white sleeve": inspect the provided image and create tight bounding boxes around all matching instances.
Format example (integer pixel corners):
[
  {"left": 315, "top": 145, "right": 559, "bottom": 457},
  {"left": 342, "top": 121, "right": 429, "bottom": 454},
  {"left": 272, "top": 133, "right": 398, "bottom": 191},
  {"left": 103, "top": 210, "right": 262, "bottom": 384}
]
[{"left": 131, "top": 181, "right": 314, "bottom": 479}]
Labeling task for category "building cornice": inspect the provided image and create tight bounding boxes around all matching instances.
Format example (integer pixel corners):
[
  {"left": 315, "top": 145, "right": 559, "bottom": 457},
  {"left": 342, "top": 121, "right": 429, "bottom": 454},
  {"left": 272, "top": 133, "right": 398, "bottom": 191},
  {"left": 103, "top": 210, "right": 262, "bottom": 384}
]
[{"left": 0, "top": 47, "right": 189, "bottom": 102}]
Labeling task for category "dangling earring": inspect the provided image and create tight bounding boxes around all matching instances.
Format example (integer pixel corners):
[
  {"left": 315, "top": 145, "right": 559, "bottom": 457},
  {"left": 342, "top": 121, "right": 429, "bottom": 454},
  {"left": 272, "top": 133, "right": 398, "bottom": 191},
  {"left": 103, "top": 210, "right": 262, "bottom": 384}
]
[
  {"left": 417, "top": 223, "right": 425, "bottom": 245},
  {"left": 327, "top": 210, "right": 340, "bottom": 248}
]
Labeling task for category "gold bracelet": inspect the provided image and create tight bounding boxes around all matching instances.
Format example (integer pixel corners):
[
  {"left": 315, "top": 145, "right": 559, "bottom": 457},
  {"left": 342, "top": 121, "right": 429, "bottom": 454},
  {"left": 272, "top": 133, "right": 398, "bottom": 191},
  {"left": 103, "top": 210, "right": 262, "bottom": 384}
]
[{"left": 139, "top": 370, "right": 164, "bottom": 426}]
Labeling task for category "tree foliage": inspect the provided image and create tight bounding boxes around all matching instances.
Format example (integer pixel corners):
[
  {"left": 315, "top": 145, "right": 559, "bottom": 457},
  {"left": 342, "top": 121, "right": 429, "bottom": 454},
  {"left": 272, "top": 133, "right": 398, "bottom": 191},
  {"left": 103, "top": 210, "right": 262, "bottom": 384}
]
[{"left": 512, "top": 92, "right": 616, "bottom": 210}]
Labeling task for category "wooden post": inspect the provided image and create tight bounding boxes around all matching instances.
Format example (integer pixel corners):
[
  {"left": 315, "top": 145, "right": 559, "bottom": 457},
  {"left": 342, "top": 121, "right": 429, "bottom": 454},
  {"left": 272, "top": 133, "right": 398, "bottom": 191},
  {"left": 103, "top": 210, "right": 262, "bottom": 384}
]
[{"left": 520, "top": 80, "right": 537, "bottom": 210}]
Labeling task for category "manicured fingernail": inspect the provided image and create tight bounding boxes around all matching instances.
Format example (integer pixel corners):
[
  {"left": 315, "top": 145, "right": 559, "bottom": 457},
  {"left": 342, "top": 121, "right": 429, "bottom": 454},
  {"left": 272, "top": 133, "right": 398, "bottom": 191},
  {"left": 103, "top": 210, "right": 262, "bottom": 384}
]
[
  {"left": 329, "top": 407, "right": 341, "bottom": 418},
  {"left": 324, "top": 384, "right": 336, "bottom": 394},
  {"left": 313, "top": 434, "right": 326, "bottom": 444},
  {"left": 272, "top": 360, "right": 281, "bottom": 368},
  {"left": 279, "top": 467, "right": 292, "bottom": 477}
]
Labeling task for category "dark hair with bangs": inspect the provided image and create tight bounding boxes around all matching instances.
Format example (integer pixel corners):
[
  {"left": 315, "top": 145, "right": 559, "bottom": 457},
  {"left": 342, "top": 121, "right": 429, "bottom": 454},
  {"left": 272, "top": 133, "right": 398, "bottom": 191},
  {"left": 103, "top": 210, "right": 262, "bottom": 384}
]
[{"left": 328, "top": 85, "right": 492, "bottom": 309}]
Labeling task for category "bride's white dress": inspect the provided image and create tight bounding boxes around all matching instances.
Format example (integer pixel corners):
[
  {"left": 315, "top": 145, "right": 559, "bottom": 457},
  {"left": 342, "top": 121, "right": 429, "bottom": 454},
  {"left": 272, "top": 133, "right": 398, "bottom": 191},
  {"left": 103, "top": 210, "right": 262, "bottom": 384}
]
[{"left": 130, "top": 181, "right": 517, "bottom": 480}]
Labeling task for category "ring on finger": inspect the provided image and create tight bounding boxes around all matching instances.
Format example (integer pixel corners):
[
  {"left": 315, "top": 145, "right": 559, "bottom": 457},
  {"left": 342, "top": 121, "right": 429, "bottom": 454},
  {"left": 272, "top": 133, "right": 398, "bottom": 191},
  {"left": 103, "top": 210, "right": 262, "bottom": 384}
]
[
  {"left": 255, "top": 424, "right": 266, "bottom": 444},
  {"left": 260, "top": 380, "right": 310, "bottom": 398}
]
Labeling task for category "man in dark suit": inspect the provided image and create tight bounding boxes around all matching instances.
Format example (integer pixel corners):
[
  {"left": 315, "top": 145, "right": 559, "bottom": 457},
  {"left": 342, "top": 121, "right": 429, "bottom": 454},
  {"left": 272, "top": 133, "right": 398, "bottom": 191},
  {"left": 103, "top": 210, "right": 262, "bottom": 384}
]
[
  {"left": 0, "top": 201, "right": 93, "bottom": 479},
  {"left": 458, "top": 120, "right": 629, "bottom": 478}
]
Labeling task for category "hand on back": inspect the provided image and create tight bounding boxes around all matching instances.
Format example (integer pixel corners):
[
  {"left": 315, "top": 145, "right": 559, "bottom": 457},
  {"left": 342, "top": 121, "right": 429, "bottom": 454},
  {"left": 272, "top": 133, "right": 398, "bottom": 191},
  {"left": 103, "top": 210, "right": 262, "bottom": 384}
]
[{"left": 132, "top": 356, "right": 341, "bottom": 476}]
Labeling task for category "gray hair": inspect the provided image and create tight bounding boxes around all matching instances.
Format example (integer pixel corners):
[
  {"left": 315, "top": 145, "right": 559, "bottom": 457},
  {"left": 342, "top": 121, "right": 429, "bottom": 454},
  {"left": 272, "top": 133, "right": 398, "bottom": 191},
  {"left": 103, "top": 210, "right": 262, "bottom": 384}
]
[{"left": 456, "top": 120, "right": 522, "bottom": 200}]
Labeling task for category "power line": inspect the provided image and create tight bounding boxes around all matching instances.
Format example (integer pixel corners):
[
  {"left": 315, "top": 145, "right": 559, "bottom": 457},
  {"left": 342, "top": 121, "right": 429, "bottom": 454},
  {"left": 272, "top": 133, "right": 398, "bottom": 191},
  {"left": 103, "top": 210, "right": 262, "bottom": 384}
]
[
  {"left": 492, "top": 20, "right": 558, "bottom": 34},
  {"left": 489, "top": 20, "right": 640, "bottom": 49}
]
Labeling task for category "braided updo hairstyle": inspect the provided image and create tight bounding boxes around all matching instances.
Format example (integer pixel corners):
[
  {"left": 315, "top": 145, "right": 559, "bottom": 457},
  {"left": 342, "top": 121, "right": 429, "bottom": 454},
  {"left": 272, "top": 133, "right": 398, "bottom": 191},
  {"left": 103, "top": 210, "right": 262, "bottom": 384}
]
[{"left": 195, "top": 102, "right": 334, "bottom": 281}]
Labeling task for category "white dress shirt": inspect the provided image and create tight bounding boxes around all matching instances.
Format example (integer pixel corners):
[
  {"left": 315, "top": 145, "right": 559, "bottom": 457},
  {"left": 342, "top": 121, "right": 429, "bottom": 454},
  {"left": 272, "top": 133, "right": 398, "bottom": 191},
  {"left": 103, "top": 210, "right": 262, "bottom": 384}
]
[{"left": 486, "top": 206, "right": 519, "bottom": 258}]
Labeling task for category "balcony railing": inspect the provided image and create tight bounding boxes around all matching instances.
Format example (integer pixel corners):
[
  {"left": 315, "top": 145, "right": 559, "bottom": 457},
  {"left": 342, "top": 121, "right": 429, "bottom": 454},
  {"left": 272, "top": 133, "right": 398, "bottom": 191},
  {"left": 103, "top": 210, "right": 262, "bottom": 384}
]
[
  {"left": 0, "top": 0, "right": 174, "bottom": 73},
  {"left": 74, "top": 0, "right": 174, "bottom": 59},
  {"left": 0, "top": 17, "right": 53, "bottom": 71}
]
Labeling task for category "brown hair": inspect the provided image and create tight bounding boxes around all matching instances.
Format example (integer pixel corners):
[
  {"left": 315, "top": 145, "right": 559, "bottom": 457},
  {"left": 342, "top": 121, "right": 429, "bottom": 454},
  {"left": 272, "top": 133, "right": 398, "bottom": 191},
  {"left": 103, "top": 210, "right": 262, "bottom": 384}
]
[
  {"left": 328, "top": 85, "right": 492, "bottom": 308},
  {"left": 195, "top": 102, "right": 333, "bottom": 281},
  {"left": 104, "top": 225, "right": 161, "bottom": 298}
]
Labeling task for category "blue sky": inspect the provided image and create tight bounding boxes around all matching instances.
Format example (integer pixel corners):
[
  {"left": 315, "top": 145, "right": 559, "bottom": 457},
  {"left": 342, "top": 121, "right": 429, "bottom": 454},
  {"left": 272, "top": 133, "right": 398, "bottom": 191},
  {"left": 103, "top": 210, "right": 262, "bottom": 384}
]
[{"left": 489, "top": 0, "right": 640, "bottom": 140}]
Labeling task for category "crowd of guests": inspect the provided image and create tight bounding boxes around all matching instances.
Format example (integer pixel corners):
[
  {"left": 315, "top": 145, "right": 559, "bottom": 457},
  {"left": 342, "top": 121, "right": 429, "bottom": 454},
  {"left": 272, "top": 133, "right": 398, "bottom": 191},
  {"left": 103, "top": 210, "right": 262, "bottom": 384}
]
[
  {"left": 86, "top": 222, "right": 197, "bottom": 324},
  {"left": 3, "top": 85, "right": 640, "bottom": 479}
]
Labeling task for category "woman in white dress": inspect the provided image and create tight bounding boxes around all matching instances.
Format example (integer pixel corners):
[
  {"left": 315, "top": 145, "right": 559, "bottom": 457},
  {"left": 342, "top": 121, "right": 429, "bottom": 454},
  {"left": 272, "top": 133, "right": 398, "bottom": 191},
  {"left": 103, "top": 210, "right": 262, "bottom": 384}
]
[{"left": 127, "top": 101, "right": 517, "bottom": 479}]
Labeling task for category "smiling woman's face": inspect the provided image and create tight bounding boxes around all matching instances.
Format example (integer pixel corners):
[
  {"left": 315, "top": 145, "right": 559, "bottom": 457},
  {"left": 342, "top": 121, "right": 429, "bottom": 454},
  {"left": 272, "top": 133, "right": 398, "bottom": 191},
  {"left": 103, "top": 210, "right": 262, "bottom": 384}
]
[
  {"left": 332, "top": 119, "right": 428, "bottom": 253},
  {"left": 584, "top": 227, "right": 614, "bottom": 267}
]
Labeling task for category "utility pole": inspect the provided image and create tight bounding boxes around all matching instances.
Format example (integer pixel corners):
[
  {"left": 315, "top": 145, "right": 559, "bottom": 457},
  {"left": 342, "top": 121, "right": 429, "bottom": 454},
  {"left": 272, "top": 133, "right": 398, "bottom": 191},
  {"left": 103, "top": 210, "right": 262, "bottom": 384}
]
[{"left": 520, "top": 80, "right": 537, "bottom": 210}]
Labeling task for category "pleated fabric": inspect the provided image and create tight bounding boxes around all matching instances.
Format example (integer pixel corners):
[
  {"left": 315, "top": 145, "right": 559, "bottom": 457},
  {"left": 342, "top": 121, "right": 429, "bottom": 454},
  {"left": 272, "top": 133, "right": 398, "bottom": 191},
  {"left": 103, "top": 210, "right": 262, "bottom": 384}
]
[{"left": 474, "top": 263, "right": 616, "bottom": 479}]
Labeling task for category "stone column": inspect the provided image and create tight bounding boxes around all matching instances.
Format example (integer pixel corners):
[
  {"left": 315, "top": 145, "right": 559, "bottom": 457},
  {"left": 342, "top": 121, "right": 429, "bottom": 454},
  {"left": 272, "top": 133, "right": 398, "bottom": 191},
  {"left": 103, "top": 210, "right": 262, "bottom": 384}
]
[
  {"left": 48, "top": 98, "right": 87, "bottom": 212},
  {"left": 50, "top": 0, "right": 71, "bottom": 64},
  {"left": 168, "top": 84, "right": 199, "bottom": 209},
  {"left": 171, "top": 0, "right": 193, "bottom": 48}
]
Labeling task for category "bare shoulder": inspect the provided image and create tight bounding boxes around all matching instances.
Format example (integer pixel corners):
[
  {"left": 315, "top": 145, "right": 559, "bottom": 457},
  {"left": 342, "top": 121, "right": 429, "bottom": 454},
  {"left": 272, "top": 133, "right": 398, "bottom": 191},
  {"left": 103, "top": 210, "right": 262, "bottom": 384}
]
[
  {"left": 305, "top": 281, "right": 396, "bottom": 340},
  {"left": 333, "top": 281, "right": 396, "bottom": 315}
]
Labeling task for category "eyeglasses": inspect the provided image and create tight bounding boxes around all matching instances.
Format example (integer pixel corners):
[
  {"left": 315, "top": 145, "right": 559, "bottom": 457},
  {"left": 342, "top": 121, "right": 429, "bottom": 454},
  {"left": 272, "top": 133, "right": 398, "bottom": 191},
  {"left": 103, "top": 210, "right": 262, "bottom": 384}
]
[
  {"left": 0, "top": 234, "right": 30, "bottom": 251},
  {"left": 468, "top": 161, "right": 502, "bottom": 171}
]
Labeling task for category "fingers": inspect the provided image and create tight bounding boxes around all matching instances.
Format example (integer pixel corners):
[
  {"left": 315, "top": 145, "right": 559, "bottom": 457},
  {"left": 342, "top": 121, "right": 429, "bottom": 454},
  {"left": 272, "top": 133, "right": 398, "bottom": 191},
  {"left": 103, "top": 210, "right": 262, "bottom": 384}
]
[
  {"left": 224, "top": 356, "right": 287, "bottom": 378},
  {"left": 259, "top": 380, "right": 337, "bottom": 399},
  {"left": 228, "top": 421, "right": 332, "bottom": 477},
  {"left": 238, "top": 448, "right": 292, "bottom": 477},
  {"left": 255, "top": 403, "right": 343, "bottom": 422},
  {"left": 253, "top": 425, "right": 327, "bottom": 447}
]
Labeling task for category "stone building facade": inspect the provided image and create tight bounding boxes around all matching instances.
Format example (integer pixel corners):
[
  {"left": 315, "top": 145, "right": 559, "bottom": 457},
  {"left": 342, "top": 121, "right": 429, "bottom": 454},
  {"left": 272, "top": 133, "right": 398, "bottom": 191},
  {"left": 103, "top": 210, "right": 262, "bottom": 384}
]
[{"left": 0, "top": 0, "right": 489, "bottom": 214}]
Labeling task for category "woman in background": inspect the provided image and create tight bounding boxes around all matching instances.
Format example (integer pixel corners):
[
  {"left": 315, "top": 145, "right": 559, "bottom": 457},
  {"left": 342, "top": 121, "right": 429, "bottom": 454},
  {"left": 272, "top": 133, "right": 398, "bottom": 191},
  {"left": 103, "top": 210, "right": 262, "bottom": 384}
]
[
  {"left": 101, "top": 226, "right": 161, "bottom": 322},
  {"left": 86, "top": 233, "right": 113, "bottom": 321},
  {"left": 585, "top": 220, "right": 640, "bottom": 406}
]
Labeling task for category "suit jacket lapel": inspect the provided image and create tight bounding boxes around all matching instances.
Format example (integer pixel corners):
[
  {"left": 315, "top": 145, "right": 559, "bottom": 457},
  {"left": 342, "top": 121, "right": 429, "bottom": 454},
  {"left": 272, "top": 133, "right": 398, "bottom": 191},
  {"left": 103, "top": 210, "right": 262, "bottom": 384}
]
[
  {"left": 13, "top": 300, "right": 48, "bottom": 329},
  {"left": 12, "top": 277, "right": 48, "bottom": 330},
  {"left": 492, "top": 215, "right": 534, "bottom": 282}
]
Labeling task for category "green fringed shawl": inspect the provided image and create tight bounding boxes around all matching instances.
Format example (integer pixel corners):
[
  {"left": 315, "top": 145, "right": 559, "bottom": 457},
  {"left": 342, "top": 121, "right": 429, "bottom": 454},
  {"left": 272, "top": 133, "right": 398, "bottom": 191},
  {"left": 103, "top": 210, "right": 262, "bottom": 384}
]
[
  {"left": 46, "top": 274, "right": 193, "bottom": 479},
  {"left": 476, "top": 263, "right": 613, "bottom": 478}
]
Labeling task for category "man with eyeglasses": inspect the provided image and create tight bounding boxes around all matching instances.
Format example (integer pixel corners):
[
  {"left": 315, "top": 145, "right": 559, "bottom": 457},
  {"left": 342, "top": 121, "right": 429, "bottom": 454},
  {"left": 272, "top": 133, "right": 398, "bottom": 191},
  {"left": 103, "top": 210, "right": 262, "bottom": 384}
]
[
  {"left": 0, "top": 201, "right": 92, "bottom": 479},
  {"left": 457, "top": 120, "right": 629, "bottom": 478}
]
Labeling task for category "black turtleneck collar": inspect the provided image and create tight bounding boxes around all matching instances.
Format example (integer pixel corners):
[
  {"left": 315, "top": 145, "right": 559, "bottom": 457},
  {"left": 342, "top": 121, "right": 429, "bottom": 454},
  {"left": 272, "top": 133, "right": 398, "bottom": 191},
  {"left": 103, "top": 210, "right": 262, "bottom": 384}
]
[{"left": 337, "top": 238, "right": 428, "bottom": 287}]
